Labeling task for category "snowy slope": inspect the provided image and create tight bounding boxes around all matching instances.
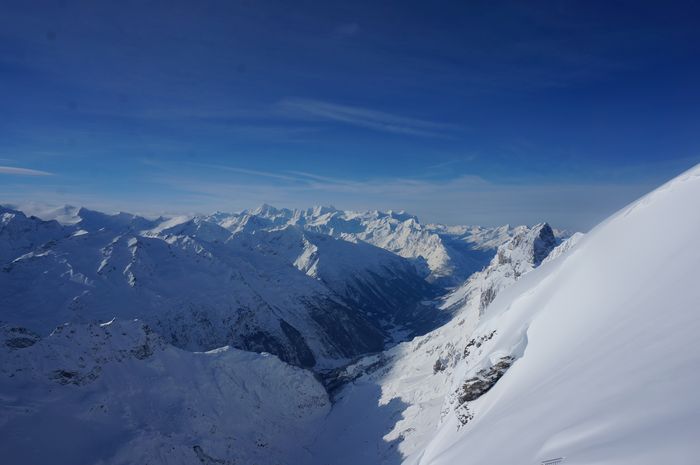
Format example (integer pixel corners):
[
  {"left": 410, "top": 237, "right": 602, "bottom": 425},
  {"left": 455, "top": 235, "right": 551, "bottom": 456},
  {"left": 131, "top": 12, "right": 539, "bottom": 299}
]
[
  {"left": 416, "top": 165, "right": 700, "bottom": 465},
  {"left": 0, "top": 319, "right": 329, "bottom": 465},
  {"left": 0, "top": 206, "right": 67, "bottom": 264}
]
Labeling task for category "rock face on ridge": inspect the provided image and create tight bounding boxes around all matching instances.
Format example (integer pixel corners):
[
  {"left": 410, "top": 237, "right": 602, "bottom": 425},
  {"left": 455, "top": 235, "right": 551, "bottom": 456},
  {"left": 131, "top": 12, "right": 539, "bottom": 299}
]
[{"left": 442, "top": 222, "right": 560, "bottom": 316}]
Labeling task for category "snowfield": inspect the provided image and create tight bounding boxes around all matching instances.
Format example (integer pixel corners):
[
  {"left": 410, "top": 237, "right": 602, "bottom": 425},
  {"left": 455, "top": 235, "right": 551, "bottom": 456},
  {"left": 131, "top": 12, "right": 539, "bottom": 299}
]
[{"left": 1, "top": 164, "right": 698, "bottom": 465}]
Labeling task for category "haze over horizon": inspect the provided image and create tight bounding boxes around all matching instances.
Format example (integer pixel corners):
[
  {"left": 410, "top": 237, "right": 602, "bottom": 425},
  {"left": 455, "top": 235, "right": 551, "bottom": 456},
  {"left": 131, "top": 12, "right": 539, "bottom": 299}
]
[{"left": 2, "top": 1, "right": 700, "bottom": 229}]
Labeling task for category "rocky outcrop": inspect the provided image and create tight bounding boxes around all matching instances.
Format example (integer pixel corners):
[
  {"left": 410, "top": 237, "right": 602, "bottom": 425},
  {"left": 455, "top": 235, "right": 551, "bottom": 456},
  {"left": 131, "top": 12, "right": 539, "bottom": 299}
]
[
  {"left": 456, "top": 356, "right": 514, "bottom": 404},
  {"left": 454, "top": 356, "right": 515, "bottom": 425},
  {"left": 4, "top": 326, "right": 40, "bottom": 349},
  {"left": 193, "top": 445, "right": 235, "bottom": 465}
]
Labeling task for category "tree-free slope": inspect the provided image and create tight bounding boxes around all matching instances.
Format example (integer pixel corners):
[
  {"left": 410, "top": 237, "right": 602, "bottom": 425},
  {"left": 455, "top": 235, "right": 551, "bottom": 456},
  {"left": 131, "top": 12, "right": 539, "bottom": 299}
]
[{"left": 418, "top": 165, "right": 700, "bottom": 465}]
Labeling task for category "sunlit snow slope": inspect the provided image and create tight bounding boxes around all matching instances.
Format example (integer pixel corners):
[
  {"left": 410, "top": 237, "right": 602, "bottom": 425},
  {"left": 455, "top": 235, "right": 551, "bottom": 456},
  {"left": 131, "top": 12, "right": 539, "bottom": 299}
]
[{"left": 417, "top": 165, "right": 700, "bottom": 465}]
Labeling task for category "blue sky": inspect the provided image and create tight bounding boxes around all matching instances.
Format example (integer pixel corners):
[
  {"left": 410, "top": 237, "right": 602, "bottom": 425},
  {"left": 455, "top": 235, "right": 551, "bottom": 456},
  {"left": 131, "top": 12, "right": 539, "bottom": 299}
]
[{"left": 1, "top": 0, "right": 699, "bottom": 230}]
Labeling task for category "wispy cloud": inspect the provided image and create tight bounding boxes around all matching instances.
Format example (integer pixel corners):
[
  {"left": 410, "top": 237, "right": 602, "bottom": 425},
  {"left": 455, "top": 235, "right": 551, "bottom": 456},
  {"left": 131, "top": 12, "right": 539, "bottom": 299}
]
[
  {"left": 189, "top": 164, "right": 303, "bottom": 183},
  {"left": 277, "top": 98, "right": 456, "bottom": 137},
  {"left": 0, "top": 165, "right": 53, "bottom": 176}
]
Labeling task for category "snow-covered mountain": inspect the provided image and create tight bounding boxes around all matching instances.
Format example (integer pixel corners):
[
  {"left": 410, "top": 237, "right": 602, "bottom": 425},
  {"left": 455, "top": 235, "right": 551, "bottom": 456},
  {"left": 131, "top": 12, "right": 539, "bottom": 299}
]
[
  {"left": 0, "top": 207, "right": 67, "bottom": 264},
  {"left": 205, "top": 205, "right": 553, "bottom": 286},
  {"left": 0, "top": 206, "right": 443, "bottom": 369},
  {"left": 22, "top": 202, "right": 569, "bottom": 289},
  {"left": 0, "top": 319, "right": 329, "bottom": 465},
  {"left": 9, "top": 168, "right": 697, "bottom": 465},
  {"left": 2, "top": 202, "right": 567, "bottom": 370}
]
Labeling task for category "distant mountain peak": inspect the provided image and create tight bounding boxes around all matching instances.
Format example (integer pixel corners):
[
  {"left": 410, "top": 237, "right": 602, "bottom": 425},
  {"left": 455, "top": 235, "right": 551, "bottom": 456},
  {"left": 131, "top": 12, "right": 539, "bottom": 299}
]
[
  {"left": 505, "top": 221, "right": 558, "bottom": 267},
  {"left": 252, "top": 203, "right": 278, "bottom": 215},
  {"left": 308, "top": 205, "right": 338, "bottom": 217}
]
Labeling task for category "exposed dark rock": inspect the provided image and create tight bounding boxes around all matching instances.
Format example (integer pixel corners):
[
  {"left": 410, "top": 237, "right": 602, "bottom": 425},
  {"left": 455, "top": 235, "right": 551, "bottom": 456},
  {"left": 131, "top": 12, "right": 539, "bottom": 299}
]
[
  {"left": 192, "top": 445, "right": 234, "bottom": 465},
  {"left": 433, "top": 358, "right": 447, "bottom": 374},
  {"left": 455, "top": 404, "right": 474, "bottom": 425},
  {"left": 51, "top": 369, "right": 79, "bottom": 384},
  {"left": 50, "top": 367, "right": 102, "bottom": 386},
  {"left": 532, "top": 223, "right": 557, "bottom": 266},
  {"left": 3, "top": 327, "right": 40, "bottom": 349},
  {"left": 320, "top": 355, "right": 388, "bottom": 400},
  {"left": 479, "top": 286, "right": 497, "bottom": 313},
  {"left": 454, "top": 355, "right": 514, "bottom": 425},
  {"left": 463, "top": 330, "right": 496, "bottom": 358},
  {"left": 6, "top": 337, "right": 37, "bottom": 349},
  {"left": 457, "top": 356, "right": 514, "bottom": 404},
  {"left": 509, "top": 223, "right": 557, "bottom": 266},
  {"left": 131, "top": 342, "right": 154, "bottom": 360}
]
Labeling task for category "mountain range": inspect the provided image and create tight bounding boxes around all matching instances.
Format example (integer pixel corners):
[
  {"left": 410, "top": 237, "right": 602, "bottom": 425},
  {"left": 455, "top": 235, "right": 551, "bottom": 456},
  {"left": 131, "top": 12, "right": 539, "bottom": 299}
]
[{"left": 2, "top": 165, "right": 699, "bottom": 464}]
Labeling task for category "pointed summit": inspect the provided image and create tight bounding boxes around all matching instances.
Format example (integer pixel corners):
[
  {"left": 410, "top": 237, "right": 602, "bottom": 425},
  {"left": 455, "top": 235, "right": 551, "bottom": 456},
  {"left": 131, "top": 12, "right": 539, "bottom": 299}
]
[
  {"left": 506, "top": 222, "right": 558, "bottom": 267},
  {"left": 530, "top": 222, "right": 557, "bottom": 266}
]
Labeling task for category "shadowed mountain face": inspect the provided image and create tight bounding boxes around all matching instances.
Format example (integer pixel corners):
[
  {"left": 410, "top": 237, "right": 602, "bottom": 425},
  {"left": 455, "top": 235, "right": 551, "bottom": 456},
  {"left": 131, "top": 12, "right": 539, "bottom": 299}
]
[{"left": 0, "top": 320, "right": 332, "bottom": 465}]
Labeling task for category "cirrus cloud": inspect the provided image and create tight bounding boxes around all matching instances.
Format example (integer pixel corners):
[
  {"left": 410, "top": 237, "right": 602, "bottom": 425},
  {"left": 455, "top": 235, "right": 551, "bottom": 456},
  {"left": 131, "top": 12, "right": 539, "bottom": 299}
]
[
  {"left": 277, "top": 98, "right": 457, "bottom": 138},
  {"left": 0, "top": 165, "right": 53, "bottom": 176}
]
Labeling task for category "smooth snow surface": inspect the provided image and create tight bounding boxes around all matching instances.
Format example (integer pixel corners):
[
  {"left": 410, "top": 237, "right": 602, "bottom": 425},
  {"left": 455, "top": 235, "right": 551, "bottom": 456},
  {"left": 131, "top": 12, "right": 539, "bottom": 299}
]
[{"left": 416, "top": 164, "right": 700, "bottom": 465}]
